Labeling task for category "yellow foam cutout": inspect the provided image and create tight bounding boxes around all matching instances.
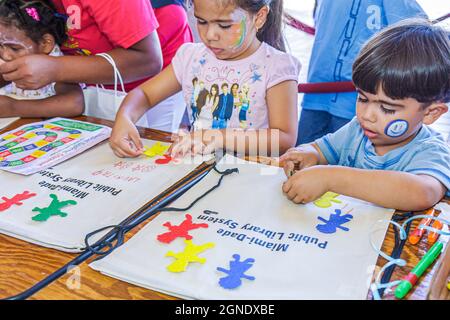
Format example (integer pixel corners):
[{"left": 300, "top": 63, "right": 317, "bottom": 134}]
[
  {"left": 143, "top": 142, "right": 170, "bottom": 158},
  {"left": 165, "top": 240, "right": 215, "bottom": 273},
  {"left": 314, "top": 191, "right": 342, "bottom": 208}
]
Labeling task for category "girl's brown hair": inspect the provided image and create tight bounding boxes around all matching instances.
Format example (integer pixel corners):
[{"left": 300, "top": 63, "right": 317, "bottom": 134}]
[
  {"left": 353, "top": 19, "right": 450, "bottom": 104},
  {"left": 0, "top": 0, "right": 68, "bottom": 46}
]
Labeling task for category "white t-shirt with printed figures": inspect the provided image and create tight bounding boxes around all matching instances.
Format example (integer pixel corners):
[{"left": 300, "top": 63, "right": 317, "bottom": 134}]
[
  {"left": 172, "top": 42, "right": 301, "bottom": 130},
  {"left": 0, "top": 45, "right": 63, "bottom": 100}
]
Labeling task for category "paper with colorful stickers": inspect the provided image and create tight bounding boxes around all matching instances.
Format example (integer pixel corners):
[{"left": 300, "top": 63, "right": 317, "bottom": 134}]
[
  {"left": 90, "top": 155, "right": 394, "bottom": 299},
  {"left": 0, "top": 134, "right": 210, "bottom": 252},
  {"left": 0, "top": 118, "right": 111, "bottom": 175}
]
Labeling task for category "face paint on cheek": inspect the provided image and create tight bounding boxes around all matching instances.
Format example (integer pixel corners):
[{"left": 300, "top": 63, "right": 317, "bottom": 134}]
[
  {"left": 0, "top": 34, "right": 33, "bottom": 51},
  {"left": 384, "top": 119, "right": 409, "bottom": 138},
  {"left": 230, "top": 17, "right": 247, "bottom": 51}
]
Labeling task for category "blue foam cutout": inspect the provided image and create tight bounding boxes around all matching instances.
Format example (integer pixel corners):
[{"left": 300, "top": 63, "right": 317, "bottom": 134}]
[
  {"left": 316, "top": 209, "right": 353, "bottom": 234},
  {"left": 217, "top": 254, "right": 256, "bottom": 290}
]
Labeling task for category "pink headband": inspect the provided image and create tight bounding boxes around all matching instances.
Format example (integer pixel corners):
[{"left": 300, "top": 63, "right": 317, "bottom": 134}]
[{"left": 25, "top": 7, "right": 40, "bottom": 22}]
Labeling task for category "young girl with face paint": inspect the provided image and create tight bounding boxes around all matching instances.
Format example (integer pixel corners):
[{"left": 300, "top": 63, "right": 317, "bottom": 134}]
[
  {"left": 0, "top": 0, "right": 83, "bottom": 118},
  {"left": 110, "top": 0, "right": 300, "bottom": 158},
  {"left": 280, "top": 19, "right": 450, "bottom": 212}
]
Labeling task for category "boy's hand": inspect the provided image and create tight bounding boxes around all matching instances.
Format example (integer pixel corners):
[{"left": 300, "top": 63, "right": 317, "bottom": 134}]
[
  {"left": 282, "top": 166, "right": 331, "bottom": 204},
  {"left": 279, "top": 146, "right": 320, "bottom": 177},
  {"left": 109, "top": 116, "right": 143, "bottom": 158}
]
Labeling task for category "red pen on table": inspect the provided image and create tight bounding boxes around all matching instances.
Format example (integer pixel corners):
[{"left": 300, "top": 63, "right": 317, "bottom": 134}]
[{"left": 408, "top": 208, "right": 434, "bottom": 245}]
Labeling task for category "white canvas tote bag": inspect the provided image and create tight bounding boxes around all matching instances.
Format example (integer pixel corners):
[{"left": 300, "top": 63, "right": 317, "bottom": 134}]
[{"left": 82, "top": 53, "right": 148, "bottom": 127}]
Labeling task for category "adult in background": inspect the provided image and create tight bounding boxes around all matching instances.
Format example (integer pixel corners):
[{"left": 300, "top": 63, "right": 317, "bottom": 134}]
[
  {"left": 147, "top": 0, "right": 194, "bottom": 132},
  {"left": 0, "top": 0, "right": 193, "bottom": 132}
]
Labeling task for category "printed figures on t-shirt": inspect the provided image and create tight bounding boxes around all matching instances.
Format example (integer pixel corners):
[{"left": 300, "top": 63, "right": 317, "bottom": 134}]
[
  {"left": 196, "top": 84, "right": 219, "bottom": 130},
  {"left": 239, "top": 83, "right": 250, "bottom": 129},
  {"left": 190, "top": 77, "right": 201, "bottom": 123},
  {"left": 196, "top": 81, "right": 209, "bottom": 117}
]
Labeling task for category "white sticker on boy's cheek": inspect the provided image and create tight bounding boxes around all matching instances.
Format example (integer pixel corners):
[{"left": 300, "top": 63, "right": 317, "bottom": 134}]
[{"left": 384, "top": 119, "right": 409, "bottom": 138}]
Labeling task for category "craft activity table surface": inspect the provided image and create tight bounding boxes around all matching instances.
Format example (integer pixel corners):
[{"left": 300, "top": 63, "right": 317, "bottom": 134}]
[{"left": 0, "top": 118, "right": 448, "bottom": 300}]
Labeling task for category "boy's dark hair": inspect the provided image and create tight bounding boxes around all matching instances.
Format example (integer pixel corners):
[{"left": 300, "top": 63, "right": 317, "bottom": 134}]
[
  {"left": 353, "top": 19, "right": 450, "bottom": 105},
  {"left": 0, "top": 0, "right": 67, "bottom": 46}
]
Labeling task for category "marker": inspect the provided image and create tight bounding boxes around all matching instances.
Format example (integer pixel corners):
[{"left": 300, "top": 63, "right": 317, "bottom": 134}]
[
  {"left": 427, "top": 220, "right": 443, "bottom": 244},
  {"left": 395, "top": 241, "right": 444, "bottom": 299},
  {"left": 408, "top": 208, "right": 434, "bottom": 245}
]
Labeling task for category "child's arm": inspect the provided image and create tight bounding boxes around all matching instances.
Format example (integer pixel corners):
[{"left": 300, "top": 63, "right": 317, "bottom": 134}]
[
  {"left": 171, "top": 80, "right": 299, "bottom": 157},
  {"left": 109, "top": 64, "right": 181, "bottom": 158},
  {"left": 282, "top": 165, "right": 446, "bottom": 211},
  {"left": 0, "top": 82, "right": 84, "bottom": 118},
  {"left": 0, "top": 34, "right": 163, "bottom": 90},
  {"left": 265, "top": 79, "right": 299, "bottom": 154}
]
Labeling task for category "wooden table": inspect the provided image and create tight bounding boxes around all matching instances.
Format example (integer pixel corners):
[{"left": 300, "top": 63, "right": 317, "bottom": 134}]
[
  {"left": 369, "top": 202, "right": 449, "bottom": 300},
  {"left": 0, "top": 117, "right": 448, "bottom": 300}
]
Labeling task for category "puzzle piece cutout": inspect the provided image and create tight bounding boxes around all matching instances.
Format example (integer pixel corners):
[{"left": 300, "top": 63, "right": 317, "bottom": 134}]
[
  {"left": 157, "top": 214, "right": 208, "bottom": 244},
  {"left": 143, "top": 142, "right": 170, "bottom": 158},
  {"left": 217, "top": 254, "right": 256, "bottom": 289},
  {"left": 165, "top": 240, "right": 215, "bottom": 273},
  {"left": 314, "top": 192, "right": 342, "bottom": 208},
  {"left": 32, "top": 194, "right": 77, "bottom": 222},
  {"left": 0, "top": 191, "right": 37, "bottom": 212}
]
